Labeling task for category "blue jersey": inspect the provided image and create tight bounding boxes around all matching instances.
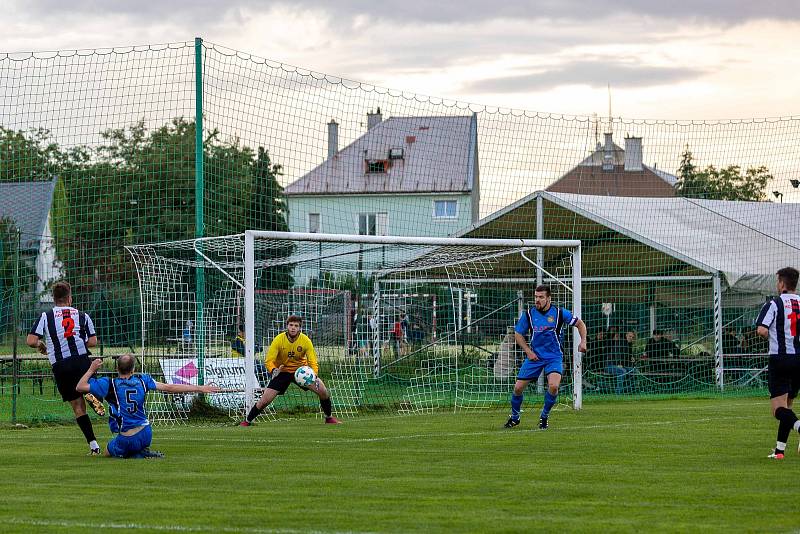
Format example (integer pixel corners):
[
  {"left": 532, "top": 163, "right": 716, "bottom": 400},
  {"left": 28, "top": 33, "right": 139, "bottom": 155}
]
[
  {"left": 514, "top": 305, "right": 577, "bottom": 360},
  {"left": 89, "top": 373, "right": 157, "bottom": 433}
]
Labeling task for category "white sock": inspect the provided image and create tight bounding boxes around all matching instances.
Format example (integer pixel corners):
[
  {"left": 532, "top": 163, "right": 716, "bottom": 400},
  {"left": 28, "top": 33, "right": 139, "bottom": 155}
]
[
  {"left": 89, "top": 440, "right": 99, "bottom": 450},
  {"left": 776, "top": 441, "right": 787, "bottom": 452},
  {"left": 794, "top": 421, "right": 800, "bottom": 432}
]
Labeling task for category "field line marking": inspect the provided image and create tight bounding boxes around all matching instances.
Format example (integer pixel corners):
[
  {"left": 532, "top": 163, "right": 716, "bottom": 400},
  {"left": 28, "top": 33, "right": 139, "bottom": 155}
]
[
  {"left": 0, "top": 517, "right": 368, "bottom": 534},
  {"left": 148, "top": 413, "right": 763, "bottom": 445}
]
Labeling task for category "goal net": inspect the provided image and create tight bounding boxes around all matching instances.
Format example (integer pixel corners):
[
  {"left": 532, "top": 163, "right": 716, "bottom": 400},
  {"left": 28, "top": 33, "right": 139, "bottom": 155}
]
[{"left": 126, "top": 231, "right": 581, "bottom": 423}]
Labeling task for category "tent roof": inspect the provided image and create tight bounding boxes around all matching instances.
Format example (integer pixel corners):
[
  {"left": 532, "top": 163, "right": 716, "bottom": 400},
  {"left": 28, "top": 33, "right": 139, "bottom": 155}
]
[{"left": 460, "top": 190, "right": 800, "bottom": 293}]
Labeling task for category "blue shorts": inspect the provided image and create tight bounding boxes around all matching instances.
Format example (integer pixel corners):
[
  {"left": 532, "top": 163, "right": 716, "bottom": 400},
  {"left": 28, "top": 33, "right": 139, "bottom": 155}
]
[
  {"left": 107, "top": 425, "right": 153, "bottom": 458},
  {"left": 517, "top": 358, "right": 563, "bottom": 381}
]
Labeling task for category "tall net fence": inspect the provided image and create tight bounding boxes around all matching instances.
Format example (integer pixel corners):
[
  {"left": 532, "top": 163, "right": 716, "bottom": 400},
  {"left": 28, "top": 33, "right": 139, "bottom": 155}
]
[
  {"left": 0, "top": 39, "right": 798, "bottom": 422},
  {"left": 127, "top": 233, "right": 579, "bottom": 422}
]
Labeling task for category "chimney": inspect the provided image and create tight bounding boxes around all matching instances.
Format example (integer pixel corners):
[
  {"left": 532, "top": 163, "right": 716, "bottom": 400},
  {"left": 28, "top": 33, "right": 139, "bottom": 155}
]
[
  {"left": 327, "top": 119, "right": 338, "bottom": 159},
  {"left": 602, "top": 132, "right": 614, "bottom": 171},
  {"left": 367, "top": 107, "right": 383, "bottom": 130},
  {"left": 624, "top": 136, "right": 643, "bottom": 171}
]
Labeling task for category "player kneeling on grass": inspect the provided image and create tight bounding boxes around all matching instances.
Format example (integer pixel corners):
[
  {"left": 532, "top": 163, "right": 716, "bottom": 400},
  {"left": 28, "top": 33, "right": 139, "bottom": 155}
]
[
  {"left": 240, "top": 315, "right": 341, "bottom": 425},
  {"left": 76, "top": 354, "right": 221, "bottom": 458}
]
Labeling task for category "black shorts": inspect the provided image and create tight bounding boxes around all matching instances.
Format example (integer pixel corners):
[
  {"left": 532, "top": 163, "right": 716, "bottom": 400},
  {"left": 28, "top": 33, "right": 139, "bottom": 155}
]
[
  {"left": 51, "top": 355, "right": 92, "bottom": 402},
  {"left": 767, "top": 354, "right": 800, "bottom": 399},
  {"left": 266, "top": 371, "right": 310, "bottom": 395}
]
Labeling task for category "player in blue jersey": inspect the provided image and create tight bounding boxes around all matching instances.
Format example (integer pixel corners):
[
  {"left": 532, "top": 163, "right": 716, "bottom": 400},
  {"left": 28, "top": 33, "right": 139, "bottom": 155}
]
[
  {"left": 504, "top": 285, "right": 587, "bottom": 430},
  {"left": 76, "top": 354, "right": 220, "bottom": 458}
]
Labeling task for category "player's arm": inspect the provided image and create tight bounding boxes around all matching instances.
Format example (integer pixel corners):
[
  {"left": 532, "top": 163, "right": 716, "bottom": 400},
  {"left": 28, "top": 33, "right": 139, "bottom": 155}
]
[
  {"left": 306, "top": 339, "right": 319, "bottom": 375},
  {"left": 82, "top": 314, "right": 98, "bottom": 348},
  {"left": 514, "top": 332, "right": 537, "bottom": 361},
  {"left": 513, "top": 310, "right": 537, "bottom": 360},
  {"left": 26, "top": 314, "right": 47, "bottom": 354},
  {"left": 265, "top": 336, "right": 281, "bottom": 373},
  {"left": 76, "top": 357, "right": 104, "bottom": 393},
  {"left": 25, "top": 333, "right": 46, "bottom": 354},
  {"left": 574, "top": 318, "right": 588, "bottom": 352},
  {"left": 155, "top": 382, "right": 221, "bottom": 394},
  {"left": 755, "top": 300, "right": 776, "bottom": 339}
]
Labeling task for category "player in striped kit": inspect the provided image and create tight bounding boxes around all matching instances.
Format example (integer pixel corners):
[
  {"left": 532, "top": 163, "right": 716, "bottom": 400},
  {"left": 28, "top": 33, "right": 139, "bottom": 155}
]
[
  {"left": 756, "top": 267, "right": 800, "bottom": 459},
  {"left": 26, "top": 281, "right": 105, "bottom": 455}
]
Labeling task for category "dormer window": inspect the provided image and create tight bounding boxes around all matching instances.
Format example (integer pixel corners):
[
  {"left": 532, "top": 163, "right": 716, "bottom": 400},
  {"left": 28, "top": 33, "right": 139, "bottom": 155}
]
[
  {"left": 388, "top": 148, "right": 404, "bottom": 160},
  {"left": 366, "top": 159, "right": 388, "bottom": 173}
]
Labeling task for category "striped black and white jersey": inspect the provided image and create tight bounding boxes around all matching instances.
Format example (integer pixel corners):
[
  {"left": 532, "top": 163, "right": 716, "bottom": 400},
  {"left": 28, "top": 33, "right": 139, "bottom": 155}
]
[
  {"left": 29, "top": 306, "right": 97, "bottom": 365},
  {"left": 756, "top": 293, "right": 800, "bottom": 356}
]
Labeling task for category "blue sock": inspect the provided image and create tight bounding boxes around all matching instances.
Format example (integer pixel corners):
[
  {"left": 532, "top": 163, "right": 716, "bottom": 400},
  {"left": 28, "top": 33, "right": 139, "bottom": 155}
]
[
  {"left": 510, "top": 394, "right": 523, "bottom": 420},
  {"left": 541, "top": 391, "right": 557, "bottom": 418}
]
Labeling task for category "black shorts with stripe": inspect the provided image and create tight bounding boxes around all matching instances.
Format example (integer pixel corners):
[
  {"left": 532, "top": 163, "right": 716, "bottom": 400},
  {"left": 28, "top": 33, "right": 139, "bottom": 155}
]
[
  {"left": 51, "top": 355, "right": 91, "bottom": 402},
  {"left": 266, "top": 371, "right": 310, "bottom": 395},
  {"left": 768, "top": 354, "right": 800, "bottom": 399}
]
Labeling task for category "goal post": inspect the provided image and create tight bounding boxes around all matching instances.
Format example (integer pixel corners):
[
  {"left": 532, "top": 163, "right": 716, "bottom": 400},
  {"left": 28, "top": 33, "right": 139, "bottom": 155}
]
[
  {"left": 126, "top": 231, "right": 582, "bottom": 423},
  {"left": 243, "top": 231, "right": 584, "bottom": 413}
]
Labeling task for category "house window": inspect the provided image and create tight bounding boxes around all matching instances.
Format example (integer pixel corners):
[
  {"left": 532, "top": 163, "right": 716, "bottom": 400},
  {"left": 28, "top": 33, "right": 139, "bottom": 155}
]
[
  {"left": 308, "top": 213, "right": 321, "bottom": 233},
  {"left": 359, "top": 212, "right": 388, "bottom": 235},
  {"left": 366, "top": 160, "right": 388, "bottom": 174},
  {"left": 433, "top": 200, "right": 458, "bottom": 218}
]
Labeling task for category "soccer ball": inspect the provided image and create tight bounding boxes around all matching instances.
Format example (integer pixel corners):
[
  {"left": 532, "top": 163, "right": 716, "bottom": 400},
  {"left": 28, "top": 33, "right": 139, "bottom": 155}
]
[{"left": 294, "top": 366, "right": 317, "bottom": 387}]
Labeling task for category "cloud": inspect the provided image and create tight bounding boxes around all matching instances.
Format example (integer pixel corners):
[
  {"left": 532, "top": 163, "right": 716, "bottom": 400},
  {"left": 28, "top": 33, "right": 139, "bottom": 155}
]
[
  {"left": 14, "top": 0, "right": 800, "bottom": 28},
  {"left": 464, "top": 59, "right": 708, "bottom": 93}
]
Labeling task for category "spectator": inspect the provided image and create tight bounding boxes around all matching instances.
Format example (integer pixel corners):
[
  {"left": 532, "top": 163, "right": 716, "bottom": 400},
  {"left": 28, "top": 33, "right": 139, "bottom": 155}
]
[
  {"left": 182, "top": 320, "right": 193, "bottom": 343},
  {"left": 588, "top": 330, "right": 607, "bottom": 372},
  {"left": 645, "top": 330, "right": 665, "bottom": 359},
  {"left": 392, "top": 317, "right": 405, "bottom": 356},
  {"left": 625, "top": 331, "right": 638, "bottom": 358},
  {"left": 723, "top": 326, "right": 742, "bottom": 355},
  {"left": 400, "top": 312, "right": 410, "bottom": 344},
  {"left": 231, "top": 324, "right": 268, "bottom": 387},
  {"left": 604, "top": 328, "right": 634, "bottom": 394},
  {"left": 741, "top": 327, "right": 769, "bottom": 354},
  {"left": 664, "top": 330, "right": 680, "bottom": 357}
]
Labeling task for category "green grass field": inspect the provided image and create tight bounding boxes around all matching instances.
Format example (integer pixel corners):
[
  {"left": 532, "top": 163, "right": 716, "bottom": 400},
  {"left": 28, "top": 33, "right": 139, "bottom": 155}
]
[{"left": 0, "top": 398, "right": 795, "bottom": 533}]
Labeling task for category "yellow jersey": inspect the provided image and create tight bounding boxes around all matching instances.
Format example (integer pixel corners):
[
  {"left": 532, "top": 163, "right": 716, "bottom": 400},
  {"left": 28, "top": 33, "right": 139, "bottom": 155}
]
[{"left": 265, "top": 332, "right": 318, "bottom": 375}]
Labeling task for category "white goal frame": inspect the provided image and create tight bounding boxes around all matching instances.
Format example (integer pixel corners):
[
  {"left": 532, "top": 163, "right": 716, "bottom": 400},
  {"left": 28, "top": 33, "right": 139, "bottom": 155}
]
[{"left": 242, "top": 231, "right": 584, "bottom": 411}]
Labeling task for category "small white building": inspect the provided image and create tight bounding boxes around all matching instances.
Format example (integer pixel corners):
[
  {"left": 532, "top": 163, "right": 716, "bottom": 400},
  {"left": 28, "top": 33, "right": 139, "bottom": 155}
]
[{"left": 0, "top": 178, "right": 63, "bottom": 300}]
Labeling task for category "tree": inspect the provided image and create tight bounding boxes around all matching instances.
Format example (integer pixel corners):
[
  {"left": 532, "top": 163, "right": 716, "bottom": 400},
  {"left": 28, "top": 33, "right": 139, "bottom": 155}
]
[
  {"left": 249, "top": 147, "right": 293, "bottom": 289},
  {"left": 248, "top": 147, "right": 289, "bottom": 233},
  {"left": 0, "top": 119, "right": 292, "bottom": 339},
  {"left": 675, "top": 147, "right": 772, "bottom": 201},
  {"left": 0, "top": 127, "right": 64, "bottom": 182}
]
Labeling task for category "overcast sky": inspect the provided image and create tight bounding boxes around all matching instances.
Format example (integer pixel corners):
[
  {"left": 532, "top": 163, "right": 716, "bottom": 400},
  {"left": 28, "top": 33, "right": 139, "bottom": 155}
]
[{"left": 3, "top": 0, "right": 799, "bottom": 120}]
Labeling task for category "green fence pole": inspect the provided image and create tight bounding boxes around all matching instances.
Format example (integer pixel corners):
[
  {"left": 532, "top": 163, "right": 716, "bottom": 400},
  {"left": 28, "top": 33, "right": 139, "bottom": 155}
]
[
  {"left": 194, "top": 36, "right": 205, "bottom": 385},
  {"left": 11, "top": 229, "right": 20, "bottom": 423}
]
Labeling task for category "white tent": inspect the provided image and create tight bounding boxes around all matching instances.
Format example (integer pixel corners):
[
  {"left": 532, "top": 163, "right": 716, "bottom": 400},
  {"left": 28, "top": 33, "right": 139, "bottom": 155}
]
[
  {"left": 541, "top": 192, "right": 800, "bottom": 294},
  {"left": 458, "top": 191, "right": 800, "bottom": 389},
  {"left": 461, "top": 190, "right": 800, "bottom": 295}
]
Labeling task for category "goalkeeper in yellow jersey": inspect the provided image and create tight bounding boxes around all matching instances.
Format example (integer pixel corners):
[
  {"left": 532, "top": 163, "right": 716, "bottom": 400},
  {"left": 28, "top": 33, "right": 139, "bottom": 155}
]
[{"left": 240, "top": 315, "right": 341, "bottom": 425}]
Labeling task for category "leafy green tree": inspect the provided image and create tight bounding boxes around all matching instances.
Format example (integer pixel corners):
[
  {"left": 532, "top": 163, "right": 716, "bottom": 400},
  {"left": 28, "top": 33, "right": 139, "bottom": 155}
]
[
  {"left": 0, "top": 127, "right": 64, "bottom": 182},
  {"left": 675, "top": 147, "right": 772, "bottom": 201},
  {"left": 248, "top": 147, "right": 289, "bottom": 232},
  {"left": 0, "top": 119, "right": 292, "bottom": 339},
  {"left": 249, "top": 146, "right": 293, "bottom": 289}
]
